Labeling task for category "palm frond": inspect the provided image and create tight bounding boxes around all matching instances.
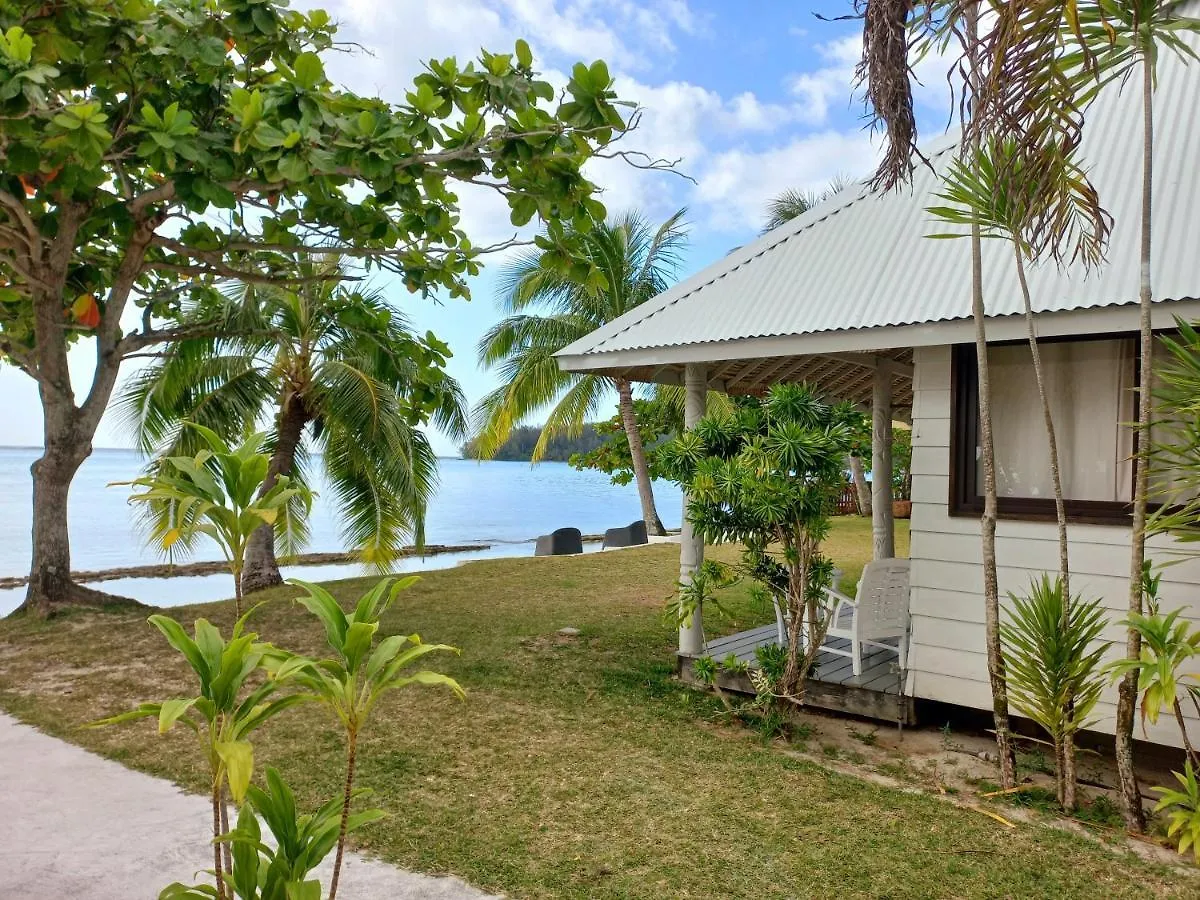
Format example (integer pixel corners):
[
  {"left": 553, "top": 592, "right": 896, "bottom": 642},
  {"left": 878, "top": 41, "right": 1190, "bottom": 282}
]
[{"left": 473, "top": 210, "right": 690, "bottom": 460}]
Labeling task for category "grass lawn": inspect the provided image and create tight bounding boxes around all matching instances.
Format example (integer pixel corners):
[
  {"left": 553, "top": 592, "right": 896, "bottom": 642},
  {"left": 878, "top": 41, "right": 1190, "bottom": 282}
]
[{"left": 0, "top": 518, "right": 1193, "bottom": 898}]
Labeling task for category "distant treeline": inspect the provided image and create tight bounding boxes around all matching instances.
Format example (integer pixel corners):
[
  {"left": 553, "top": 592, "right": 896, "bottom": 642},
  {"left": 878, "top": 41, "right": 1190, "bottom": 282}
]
[{"left": 460, "top": 424, "right": 605, "bottom": 462}]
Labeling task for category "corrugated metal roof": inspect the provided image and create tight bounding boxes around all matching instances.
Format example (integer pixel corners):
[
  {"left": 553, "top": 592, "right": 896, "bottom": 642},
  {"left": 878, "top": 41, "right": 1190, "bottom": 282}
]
[{"left": 558, "top": 32, "right": 1200, "bottom": 365}]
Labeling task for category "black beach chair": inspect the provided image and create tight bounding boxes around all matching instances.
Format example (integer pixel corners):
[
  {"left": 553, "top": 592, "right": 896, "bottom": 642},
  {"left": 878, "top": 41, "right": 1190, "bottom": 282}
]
[
  {"left": 601, "top": 520, "right": 648, "bottom": 550},
  {"left": 534, "top": 527, "right": 584, "bottom": 556}
]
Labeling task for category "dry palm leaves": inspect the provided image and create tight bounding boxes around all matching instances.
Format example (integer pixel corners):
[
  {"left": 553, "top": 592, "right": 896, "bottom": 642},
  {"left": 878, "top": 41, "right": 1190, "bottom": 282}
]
[{"left": 856, "top": 0, "right": 920, "bottom": 191}]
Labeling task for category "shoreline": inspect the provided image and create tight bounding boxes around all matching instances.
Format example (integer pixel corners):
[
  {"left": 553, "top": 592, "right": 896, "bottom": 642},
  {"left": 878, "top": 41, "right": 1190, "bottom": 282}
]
[
  {"left": 0, "top": 544, "right": 495, "bottom": 590},
  {"left": 0, "top": 536, "right": 613, "bottom": 590}
]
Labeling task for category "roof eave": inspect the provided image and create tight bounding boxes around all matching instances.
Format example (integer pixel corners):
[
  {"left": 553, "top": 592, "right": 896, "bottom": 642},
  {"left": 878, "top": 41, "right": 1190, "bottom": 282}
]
[{"left": 556, "top": 298, "right": 1200, "bottom": 378}]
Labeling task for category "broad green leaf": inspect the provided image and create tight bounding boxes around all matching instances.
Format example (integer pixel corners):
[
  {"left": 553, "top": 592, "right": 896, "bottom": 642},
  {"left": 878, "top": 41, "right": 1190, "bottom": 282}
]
[
  {"left": 215, "top": 740, "right": 254, "bottom": 804},
  {"left": 158, "top": 697, "right": 200, "bottom": 733}
]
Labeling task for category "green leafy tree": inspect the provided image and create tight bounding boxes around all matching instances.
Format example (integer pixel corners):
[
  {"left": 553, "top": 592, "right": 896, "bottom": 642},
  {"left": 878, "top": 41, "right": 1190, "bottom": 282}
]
[
  {"left": 569, "top": 396, "right": 679, "bottom": 486},
  {"left": 1001, "top": 575, "right": 1109, "bottom": 810},
  {"left": 661, "top": 384, "right": 856, "bottom": 700},
  {"left": 116, "top": 426, "right": 310, "bottom": 616},
  {"left": 0, "top": 1, "right": 633, "bottom": 617},
  {"left": 570, "top": 389, "right": 736, "bottom": 487},
  {"left": 94, "top": 610, "right": 306, "bottom": 900},
  {"left": 271, "top": 577, "right": 463, "bottom": 900},
  {"left": 461, "top": 422, "right": 605, "bottom": 462},
  {"left": 120, "top": 256, "right": 465, "bottom": 594},
  {"left": 472, "top": 210, "right": 689, "bottom": 536}
]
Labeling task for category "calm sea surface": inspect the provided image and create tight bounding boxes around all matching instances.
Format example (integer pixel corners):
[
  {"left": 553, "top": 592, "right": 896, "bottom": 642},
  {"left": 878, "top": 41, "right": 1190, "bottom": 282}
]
[{"left": 0, "top": 448, "right": 681, "bottom": 613}]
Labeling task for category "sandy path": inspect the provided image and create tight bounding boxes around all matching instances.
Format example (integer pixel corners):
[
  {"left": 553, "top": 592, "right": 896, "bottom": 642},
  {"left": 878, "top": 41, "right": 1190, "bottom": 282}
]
[{"left": 0, "top": 713, "right": 496, "bottom": 899}]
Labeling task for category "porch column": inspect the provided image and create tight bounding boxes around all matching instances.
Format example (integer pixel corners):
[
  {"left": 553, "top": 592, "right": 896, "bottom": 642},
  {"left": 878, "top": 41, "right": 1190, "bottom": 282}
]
[
  {"left": 872, "top": 361, "right": 896, "bottom": 560},
  {"left": 678, "top": 363, "right": 707, "bottom": 655}
]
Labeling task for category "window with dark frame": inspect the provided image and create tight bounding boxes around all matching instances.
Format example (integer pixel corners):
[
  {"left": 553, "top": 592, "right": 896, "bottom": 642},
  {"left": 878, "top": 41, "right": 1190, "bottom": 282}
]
[{"left": 949, "top": 335, "right": 1141, "bottom": 525}]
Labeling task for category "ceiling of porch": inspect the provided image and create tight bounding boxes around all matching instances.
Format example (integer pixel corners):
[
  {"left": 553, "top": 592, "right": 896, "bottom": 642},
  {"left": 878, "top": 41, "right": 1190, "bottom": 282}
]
[{"left": 604, "top": 346, "right": 915, "bottom": 409}]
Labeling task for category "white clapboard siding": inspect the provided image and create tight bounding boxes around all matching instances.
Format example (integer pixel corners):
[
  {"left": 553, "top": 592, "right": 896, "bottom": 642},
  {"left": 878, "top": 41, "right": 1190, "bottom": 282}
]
[{"left": 906, "top": 345, "right": 1200, "bottom": 750}]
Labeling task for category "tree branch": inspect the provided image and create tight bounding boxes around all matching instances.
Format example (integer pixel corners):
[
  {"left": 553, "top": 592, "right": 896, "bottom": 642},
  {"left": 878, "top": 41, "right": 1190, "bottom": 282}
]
[
  {"left": 0, "top": 189, "right": 41, "bottom": 257},
  {"left": 0, "top": 337, "right": 39, "bottom": 381}
]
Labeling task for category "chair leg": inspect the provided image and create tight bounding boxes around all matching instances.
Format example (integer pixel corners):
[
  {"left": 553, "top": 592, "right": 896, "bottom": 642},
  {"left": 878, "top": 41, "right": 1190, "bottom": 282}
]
[
  {"left": 897, "top": 633, "right": 908, "bottom": 670},
  {"left": 851, "top": 638, "right": 863, "bottom": 677}
]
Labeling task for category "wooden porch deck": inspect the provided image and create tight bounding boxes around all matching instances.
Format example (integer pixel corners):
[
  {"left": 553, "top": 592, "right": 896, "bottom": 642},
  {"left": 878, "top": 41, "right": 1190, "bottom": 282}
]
[{"left": 678, "top": 623, "right": 916, "bottom": 725}]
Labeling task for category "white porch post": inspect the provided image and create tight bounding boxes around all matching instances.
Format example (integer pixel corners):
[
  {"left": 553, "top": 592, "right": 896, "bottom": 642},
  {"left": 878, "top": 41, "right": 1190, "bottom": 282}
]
[
  {"left": 872, "top": 361, "right": 896, "bottom": 560},
  {"left": 678, "top": 363, "right": 707, "bottom": 655}
]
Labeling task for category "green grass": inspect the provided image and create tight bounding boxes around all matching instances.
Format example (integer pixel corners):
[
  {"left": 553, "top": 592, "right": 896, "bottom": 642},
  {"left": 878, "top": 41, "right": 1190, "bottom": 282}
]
[{"left": 0, "top": 518, "right": 1192, "bottom": 898}]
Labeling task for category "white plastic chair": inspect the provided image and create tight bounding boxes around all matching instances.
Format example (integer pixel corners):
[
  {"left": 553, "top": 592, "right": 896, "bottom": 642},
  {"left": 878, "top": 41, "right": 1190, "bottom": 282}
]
[{"left": 821, "top": 558, "right": 910, "bottom": 676}]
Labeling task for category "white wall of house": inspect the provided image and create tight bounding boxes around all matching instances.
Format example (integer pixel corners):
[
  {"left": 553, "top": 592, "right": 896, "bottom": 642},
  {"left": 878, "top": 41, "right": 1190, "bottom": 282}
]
[{"left": 907, "top": 344, "right": 1200, "bottom": 750}]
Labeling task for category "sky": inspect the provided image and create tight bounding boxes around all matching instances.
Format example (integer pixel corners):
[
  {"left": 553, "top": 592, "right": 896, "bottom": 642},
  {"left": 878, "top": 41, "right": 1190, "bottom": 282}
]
[{"left": 0, "top": 0, "right": 955, "bottom": 456}]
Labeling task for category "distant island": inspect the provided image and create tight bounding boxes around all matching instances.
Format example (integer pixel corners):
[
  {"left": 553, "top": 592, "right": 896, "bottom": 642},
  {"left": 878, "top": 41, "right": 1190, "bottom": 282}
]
[{"left": 460, "top": 424, "right": 605, "bottom": 462}]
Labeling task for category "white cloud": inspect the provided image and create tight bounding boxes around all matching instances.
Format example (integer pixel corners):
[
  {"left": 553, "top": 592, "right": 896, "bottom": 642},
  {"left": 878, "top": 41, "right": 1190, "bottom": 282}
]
[
  {"left": 787, "top": 34, "right": 861, "bottom": 125},
  {"left": 694, "top": 131, "right": 877, "bottom": 233}
]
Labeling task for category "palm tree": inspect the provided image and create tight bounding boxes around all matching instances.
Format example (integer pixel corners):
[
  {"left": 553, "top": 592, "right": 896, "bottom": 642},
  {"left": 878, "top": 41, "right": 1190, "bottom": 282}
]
[
  {"left": 760, "top": 178, "right": 848, "bottom": 235},
  {"left": 856, "top": 0, "right": 1019, "bottom": 787},
  {"left": 929, "top": 135, "right": 1109, "bottom": 809},
  {"left": 761, "top": 180, "right": 871, "bottom": 515},
  {"left": 472, "top": 210, "right": 688, "bottom": 536},
  {"left": 120, "top": 257, "right": 466, "bottom": 594}
]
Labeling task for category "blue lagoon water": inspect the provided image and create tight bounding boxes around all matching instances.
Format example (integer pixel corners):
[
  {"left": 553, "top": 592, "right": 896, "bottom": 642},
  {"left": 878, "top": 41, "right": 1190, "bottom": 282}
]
[{"left": 0, "top": 448, "right": 681, "bottom": 613}]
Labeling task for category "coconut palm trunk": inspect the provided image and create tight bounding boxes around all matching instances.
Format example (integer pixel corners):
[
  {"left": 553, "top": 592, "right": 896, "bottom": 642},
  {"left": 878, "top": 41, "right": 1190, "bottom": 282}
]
[
  {"left": 1116, "top": 47, "right": 1156, "bottom": 835},
  {"left": 848, "top": 455, "right": 872, "bottom": 516},
  {"left": 242, "top": 392, "right": 309, "bottom": 594},
  {"left": 123, "top": 262, "right": 465, "bottom": 596},
  {"left": 616, "top": 379, "right": 666, "bottom": 534},
  {"left": 472, "top": 210, "right": 689, "bottom": 527}
]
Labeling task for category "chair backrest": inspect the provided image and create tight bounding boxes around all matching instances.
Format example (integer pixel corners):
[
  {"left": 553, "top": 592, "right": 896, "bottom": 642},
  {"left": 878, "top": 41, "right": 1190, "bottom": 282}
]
[
  {"left": 602, "top": 521, "right": 648, "bottom": 549},
  {"left": 854, "top": 558, "right": 911, "bottom": 635},
  {"left": 534, "top": 527, "right": 584, "bottom": 556}
]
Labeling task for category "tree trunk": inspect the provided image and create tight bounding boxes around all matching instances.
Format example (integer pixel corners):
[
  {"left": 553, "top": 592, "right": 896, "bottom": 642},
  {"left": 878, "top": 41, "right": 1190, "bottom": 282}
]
[
  {"left": 966, "top": 1, "right": 1017, "bottom": 789},
  {"left": 241, "top": 393, "right": 308, "bottom": 594},
  {"left": 19, "top": 406, "right": 132, "bottom": 617},
  {"left": 1014, "top": 247, "right": 1070, "bottom": 601},
  {"left": 1015, "top": 245, "right": 1079, "bottom": 810},
  {"left": 849, "top": 455, "right": 872, "bottom": 517},
  {"left": 616, "top": 379, "right": 666, "bottom": 536},
  {"left": 1117, "top": 50, "right": 1155, "bottom": 835}
]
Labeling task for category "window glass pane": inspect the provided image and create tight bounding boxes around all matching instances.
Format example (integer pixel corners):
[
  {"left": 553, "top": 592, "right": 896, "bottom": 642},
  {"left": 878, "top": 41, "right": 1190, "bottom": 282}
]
[{"left": 976, "top": 339, "right": 1135, "bottom": 502}]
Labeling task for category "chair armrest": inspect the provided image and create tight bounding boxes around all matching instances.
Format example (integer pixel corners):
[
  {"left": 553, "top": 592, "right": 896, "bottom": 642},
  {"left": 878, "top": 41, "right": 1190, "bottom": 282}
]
[{"left": 821, "top": 586, "right": 856, "bottom": 608}]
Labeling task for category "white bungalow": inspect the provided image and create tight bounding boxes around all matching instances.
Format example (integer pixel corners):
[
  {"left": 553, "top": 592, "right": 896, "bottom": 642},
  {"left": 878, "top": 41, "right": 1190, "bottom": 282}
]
[{"left": 556, "top": 41, "right": 1200, "bottom": 749}]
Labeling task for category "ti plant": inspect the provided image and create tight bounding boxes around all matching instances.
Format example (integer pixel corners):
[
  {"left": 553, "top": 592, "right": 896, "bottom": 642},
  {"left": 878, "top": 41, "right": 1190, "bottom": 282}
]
[
  {"left": 160, "top": 767, "right": 385, "bottom": 900},
  {"left": 93, "top": 610, "right": 305, "bottom": 900},
  {"left": 1152, "top": 762, "right": 1200, "bottom": 864},
  {"left": 115, "top": 425, "right": 312, "bottom": 615},
  {"left": 1107, "top": 567, "right": 1200, "bottom": 770},
  {"left": 270, "top": 577, "right": 464, "bottom": 900},
  {"left": 1000, "top": 575, "right": 1109, "bottom": 811}
]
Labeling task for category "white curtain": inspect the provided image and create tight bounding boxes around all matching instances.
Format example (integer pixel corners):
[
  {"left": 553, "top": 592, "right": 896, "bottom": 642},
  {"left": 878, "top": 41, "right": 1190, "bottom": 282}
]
[{"left": 980, "top": 339, "right": 1136, "bottom": 502}]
